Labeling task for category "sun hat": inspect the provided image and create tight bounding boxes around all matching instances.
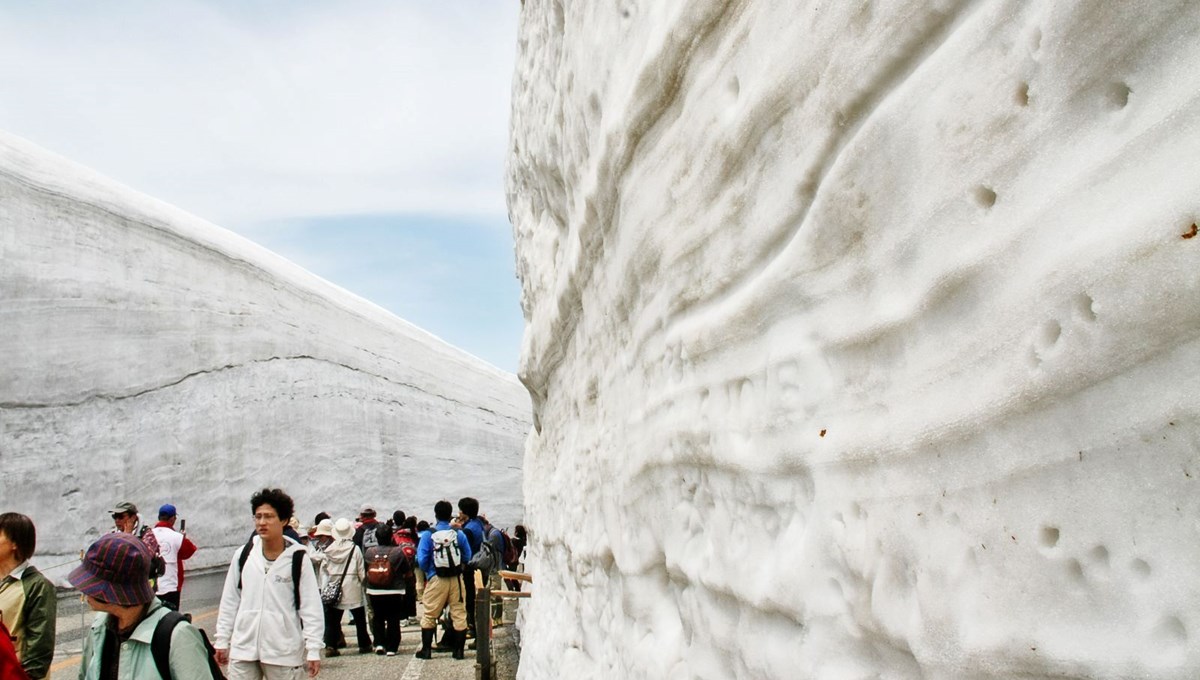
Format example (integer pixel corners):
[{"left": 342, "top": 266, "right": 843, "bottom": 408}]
[
  {"left": 109, "top": 501, "right": 138, "bottom": 516},
  {"left": 314, "top": 519, "right": 334, "bottom": 537},
  {"left": 332, "top": 518, "right": 355, "bottom": 541},
  {"left": 67, "top": 533, "right": 155, "bottom": 606}
]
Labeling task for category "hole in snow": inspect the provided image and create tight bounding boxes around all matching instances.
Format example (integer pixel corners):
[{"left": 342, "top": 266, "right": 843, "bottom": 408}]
[
  {"left": 1039, "top": 320, "right": 1062, "bottom": 348},
  {"left": 828, "top": 578, "right": 844, "bottom": 597},
  {"left": 1154, "top": 616, "right": 1187, "bottom": 645},
  {"left": 1039, "top": 526, "right": 1060, "bottom": 548},
  {"left": 1065, "top": 558, "right": 1085, "bottom": 583},
  {"left": 1105, "top": 82, "right": 1131, "bottom": 110},
  {"left": 1015, "top": 82, "right": 1030, "bottom": 106},
  {"left": 1075, "top": 293, "right": 1097, "bottom": 322},
  {"left": 1027, "top": 346, "right": 1042, "bottom": 368},
  {"left": 1089, "top": 545, "right": 1110, "bottom": 569},
  {"left": 728, "top": 76, "right": 740, "bottom": 100},
  {"left": 1030, "top": 28, "right": 1043, "bottom": 53},
  {"left": 1131, "top": 558, "right": 1152, "bottom": 579},
  {"left": 973, "top": 185, "right": 997, "bottom": 208}
]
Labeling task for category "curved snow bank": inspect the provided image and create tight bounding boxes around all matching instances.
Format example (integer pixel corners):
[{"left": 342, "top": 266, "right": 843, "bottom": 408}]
[
  {"left": 507, "top": 1, "right": 1200, "bottom": 678},
  {"left": 0, "top": 131, "right": 531, "bottom": 580}
]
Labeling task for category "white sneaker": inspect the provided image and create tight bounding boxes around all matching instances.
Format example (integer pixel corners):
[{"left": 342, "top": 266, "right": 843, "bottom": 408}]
[
  {"left": 374, "top": 646, "right": 385, "bottom": 655},
  {"left": 386, "top": 651, "right": 396, "bottom": 657}
]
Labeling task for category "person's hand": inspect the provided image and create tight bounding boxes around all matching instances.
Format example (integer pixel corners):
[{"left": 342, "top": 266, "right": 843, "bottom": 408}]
[
  {"left": 306, "top": 659, "right": 321, "bottom": 677},
  {"left": 215, "top": 648, "right": 229, "bottom": 666}
]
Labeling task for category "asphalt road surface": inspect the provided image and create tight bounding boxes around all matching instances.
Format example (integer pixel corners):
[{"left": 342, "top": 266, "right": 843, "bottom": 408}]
[{"left": 49, "top": 568, "right": 521, "bottom": 679}]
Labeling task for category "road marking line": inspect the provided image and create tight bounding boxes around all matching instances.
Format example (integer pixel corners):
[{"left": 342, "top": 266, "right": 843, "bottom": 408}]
[
  {"left": 49, "top": 657, "right": 81, "bottom": 672},
  {"left": 49, "top": 606, "right": 219, "bottom": 673},
  {"left": 400, "top": 657, "right": 424, "bottom": 680}
]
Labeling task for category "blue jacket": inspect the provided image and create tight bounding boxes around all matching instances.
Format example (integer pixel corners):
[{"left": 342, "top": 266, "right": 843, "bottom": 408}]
[
  {"left": 416, "top": 521, "right": 472, "bottom": 580},
  {"left": 462, "top": 517, "right": 485, "bottom": 553}
]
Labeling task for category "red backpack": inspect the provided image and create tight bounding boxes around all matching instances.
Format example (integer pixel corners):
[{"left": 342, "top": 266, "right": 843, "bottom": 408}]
[
  {"left": 394, "top": 529, "right": 418, "bottom": 563},
  {"left": 501, "top": 529, "right": 520, "bottom": 569}
]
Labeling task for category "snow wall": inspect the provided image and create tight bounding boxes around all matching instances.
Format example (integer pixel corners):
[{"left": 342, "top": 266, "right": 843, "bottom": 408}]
[
  {"left": 0, "top": 131, "right": 532, "bottom": 580},
  {"left": 506, "top": 2, "right": 1200, "bottom": 678}
]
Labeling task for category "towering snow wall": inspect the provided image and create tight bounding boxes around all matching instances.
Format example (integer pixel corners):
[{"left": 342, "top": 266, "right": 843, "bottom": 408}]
[
  {"left": 0, "top": 131, "right": 531, "bottom": 577},
  {"left": 507, "top": 1, "right": 1200, "bottom": 678}
]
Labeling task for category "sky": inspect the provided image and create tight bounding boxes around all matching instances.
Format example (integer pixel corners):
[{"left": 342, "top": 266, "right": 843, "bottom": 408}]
[{"left": 0, "top": 1, "right": 525, "bottom": 372}]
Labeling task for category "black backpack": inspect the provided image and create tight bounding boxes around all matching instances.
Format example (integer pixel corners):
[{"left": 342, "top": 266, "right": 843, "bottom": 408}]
[
  {"left": 236, "top": 540, "right": 306, "bottom": 609},
  {"left": 151, "top": 611, "right": 225, "bottom": 679}
]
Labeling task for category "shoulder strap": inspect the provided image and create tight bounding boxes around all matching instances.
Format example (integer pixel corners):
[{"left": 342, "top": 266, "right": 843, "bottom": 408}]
[
  {"left": 291, "top": 550, "right": 305, "bottom": 610},
  {"left": 236, "top": 540, "right": 254, "bottom": 590},
  {"left": 151, "top": 610, "right": 187, "bottom": 680}
]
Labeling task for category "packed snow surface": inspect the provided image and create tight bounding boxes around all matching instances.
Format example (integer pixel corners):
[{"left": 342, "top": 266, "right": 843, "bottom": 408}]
[
  {"left": 506, "top": 1, "right": 1200, "bottom": 678},
  {"left": 0, "top": 131, "right": 531, "bottom": 579}
]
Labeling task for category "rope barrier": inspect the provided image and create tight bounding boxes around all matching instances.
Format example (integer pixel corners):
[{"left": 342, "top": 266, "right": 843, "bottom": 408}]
[{"left": 37, "top": 558, "right": 81, "bottom": 572}]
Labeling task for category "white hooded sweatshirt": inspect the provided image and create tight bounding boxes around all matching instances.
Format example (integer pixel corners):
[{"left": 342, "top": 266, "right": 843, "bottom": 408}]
[{"left": 214, "top": 536, "right": 324, "bottom": 665}]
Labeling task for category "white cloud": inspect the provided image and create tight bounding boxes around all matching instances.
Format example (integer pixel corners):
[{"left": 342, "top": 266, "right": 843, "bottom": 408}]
[{"left": 0, "top": 1, "right": 518, "bottom": 226}]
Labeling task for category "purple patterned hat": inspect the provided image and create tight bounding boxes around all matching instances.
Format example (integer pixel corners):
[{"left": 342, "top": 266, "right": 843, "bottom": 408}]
[{"left": 67, "top": 533, "right": 156, "bottom": 606}]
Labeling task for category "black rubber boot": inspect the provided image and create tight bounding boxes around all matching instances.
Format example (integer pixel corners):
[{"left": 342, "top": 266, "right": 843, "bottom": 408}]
[
  {"left": 452, "top": 629, "right": 466, "bottom": 660},
  {"left": 414, "top": 628, "right": 434, "bottom": 659}
]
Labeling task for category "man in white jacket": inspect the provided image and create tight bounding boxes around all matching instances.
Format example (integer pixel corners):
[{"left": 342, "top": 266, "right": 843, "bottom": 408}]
[{"left": 215, "top": 488, "right": 324, "bottom": 679}]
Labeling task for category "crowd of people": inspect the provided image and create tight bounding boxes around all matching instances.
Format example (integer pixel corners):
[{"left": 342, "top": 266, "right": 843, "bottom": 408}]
[{"left": 0, "top": 489, "right": 527, "bottom": 680}]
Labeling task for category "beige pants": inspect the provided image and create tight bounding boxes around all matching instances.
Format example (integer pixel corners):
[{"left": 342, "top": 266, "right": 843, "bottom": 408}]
[
  {"left": 415, "top": 567, "right": 426, "bottom": 600},
  {"left": 488, "top": 570, "right": 504, "bottom": 623},
  {"left": 227, "top": 660, "right": 305, "bottom": 680},
  {"left": 420, "top": 573, "right": 467, "bottom": 631}
]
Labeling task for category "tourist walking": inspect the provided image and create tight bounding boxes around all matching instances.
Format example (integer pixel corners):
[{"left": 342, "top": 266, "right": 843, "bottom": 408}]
[
  {"left": 215, "top": 488, "right": 323, "bottom": 679},
  {"left": 414, "top": 500, "right": 472, "bottom": 660},
  {"left": 70, "top": 532, "right": 212, "bottom": 679},
  {"left": 320, "top": 518, "right": 371, "bottom": 656},
  {"left": 109, "top": 501, "right": 164, "bottom": 585},
  {"left": 352, "top": 505, "right": 381, "bottom": 551},
  {"left": 456, "top": 497, "right": 485, "bottom": 639},
  {"left": 480, "top": 516, "right": 506, "bottom": 626},
  {"left": 308, "top": 519, "right": 334, "bottom": 562},
  {"left": 394, "top": 517, "right": 420, "bottom": 624},
  {"left": 150, "top": 503, "right": 198, "bottom": 611},
  {"left": 0, "top": 513, "right": 56, "bottom": 679},
  {"left": 363, "top": 526, "right": 409, "bottom": 656}
]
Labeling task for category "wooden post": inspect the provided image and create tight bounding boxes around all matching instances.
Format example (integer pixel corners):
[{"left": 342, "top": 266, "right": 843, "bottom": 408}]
[{"left": 475, "top": 585, "right": 493, "bottom": 680}]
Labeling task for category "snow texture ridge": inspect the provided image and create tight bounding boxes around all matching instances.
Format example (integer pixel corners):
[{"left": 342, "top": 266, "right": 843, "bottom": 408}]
[
  {"left": 0, "top": 130, "right": 532, "bottom": 580},
  {"left": 506, "top": 1, "right": 1200, "bottom": 678}
]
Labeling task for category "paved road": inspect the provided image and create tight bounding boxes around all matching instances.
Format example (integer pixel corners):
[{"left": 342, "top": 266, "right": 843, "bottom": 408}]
[{"left": 49, "top": 569, "right": 521, "bottom": 679}]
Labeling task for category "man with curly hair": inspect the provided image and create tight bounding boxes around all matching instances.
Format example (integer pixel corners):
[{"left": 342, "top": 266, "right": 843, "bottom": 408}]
[{"left": 215, "top": 488, "right": 324, "bottom": 679}]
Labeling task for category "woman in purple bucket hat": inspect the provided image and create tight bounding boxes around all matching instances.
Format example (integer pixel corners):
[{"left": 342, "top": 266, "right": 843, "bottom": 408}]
[{"left": 69, "top": 532, "right": 213, "bottom": 679}]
